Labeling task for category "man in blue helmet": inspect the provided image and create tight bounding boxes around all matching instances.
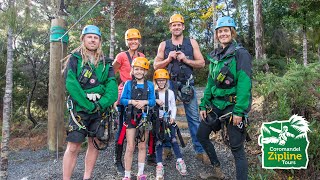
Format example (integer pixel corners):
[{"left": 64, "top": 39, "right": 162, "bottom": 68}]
[
  {"left": 197, "top": 16, "right": 252, "bottom": 180},
  {"left": 62, "top": 25, "right": 118, "bottom": 180}
]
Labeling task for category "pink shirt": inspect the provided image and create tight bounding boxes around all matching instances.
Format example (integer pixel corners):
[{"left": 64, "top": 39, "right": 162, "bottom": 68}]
[
  {"left": 115, "top": 51, "right": 145, "bottom": 83},
  {"left": 115, "top": 51, "right": 145, "bottom": 104}
]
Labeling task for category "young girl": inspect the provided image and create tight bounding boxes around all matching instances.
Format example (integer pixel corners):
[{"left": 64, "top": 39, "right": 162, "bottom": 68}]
[
  {"left": 113, "top": 28, "right": 145, "bottom": 175},
  {"left": 153, "top": 69, "right": 187, "bottom": 180},
  {"left": 120, "top": 57, "right": 156, "bottom": 180}
]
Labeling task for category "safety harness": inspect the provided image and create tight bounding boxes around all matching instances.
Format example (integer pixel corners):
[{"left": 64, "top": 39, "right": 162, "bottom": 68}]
[
  {"left": 165, "top": 39, "right": 195, "bottom": 104},
  {"left": 154, "top": 90, "right": 186, "bottom": 147},
  {"left": 117, "top": 80, "right": 152, "bottom": 145},
  {"left": 66, "top": 53, "right": 114, "bottom": 150}
]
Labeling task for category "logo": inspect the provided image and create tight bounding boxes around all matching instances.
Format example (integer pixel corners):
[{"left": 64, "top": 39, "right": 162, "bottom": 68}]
[
  {"left": 258, "top": 115, "right": 310, "bottom": 169},
  {"left": 90, "top": 79, "right": 96, "bottom": 84}
]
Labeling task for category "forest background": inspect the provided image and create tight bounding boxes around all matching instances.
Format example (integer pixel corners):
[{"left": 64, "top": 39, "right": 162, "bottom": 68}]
[{"left": 0, "top": 0, "right": 320, "bottom": 179}]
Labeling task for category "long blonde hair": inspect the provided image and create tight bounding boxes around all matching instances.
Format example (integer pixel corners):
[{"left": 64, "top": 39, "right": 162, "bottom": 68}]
[{"left": 61, "top": 35, "right": 105, "bottom": 74}]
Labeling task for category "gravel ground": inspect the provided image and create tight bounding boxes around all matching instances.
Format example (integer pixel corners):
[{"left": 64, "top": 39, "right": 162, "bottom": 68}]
[{"left": 8, "top": 139, "right": 236, "bottom": 180}]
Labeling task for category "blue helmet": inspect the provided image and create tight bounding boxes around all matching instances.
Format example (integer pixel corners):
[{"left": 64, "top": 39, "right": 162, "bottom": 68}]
[
  {"left": 81, "top": 25, "right": 101, "bottom": 37},
  {"left": 215, "top": 16, "right": 236, "bottom": 30}
]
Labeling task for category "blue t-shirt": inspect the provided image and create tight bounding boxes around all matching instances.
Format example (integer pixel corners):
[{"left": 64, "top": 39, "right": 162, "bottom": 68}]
[{"left": 120, "top": 80, "right": 156, "bottom": 107}]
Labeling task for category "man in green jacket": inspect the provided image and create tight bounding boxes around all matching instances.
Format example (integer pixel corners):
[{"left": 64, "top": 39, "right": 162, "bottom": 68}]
[
  {"left": 197, "top": 16, "right": 252, "bottom": 180},
  {"left": 62, "top": 25, "right": 118, "bottom": 180}
]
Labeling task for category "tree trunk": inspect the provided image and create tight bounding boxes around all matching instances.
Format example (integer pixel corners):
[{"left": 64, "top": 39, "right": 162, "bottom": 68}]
[
  {"left": 27, "top": 80, "right": 38, "bottom": 128},
  {"left": 302, "top": 25, "right": 308, "bottom": 66},
  {"left": 253, "top": 0, "right": 264, "bottom": 59},
  {"left": 212, "top": 0, "right": 218, "bottom": 49},
  {"left": 109, "top": 1, "right": 115, "bottom": 59},
  {"left": 247, "top": 0, "right": 254, "bottom": 54},
  {"left": 253, "top": 0, "right": 268, "bottom": 71},
  {"left": 0, "top": 12, "right": 14, "bottom": 180}
]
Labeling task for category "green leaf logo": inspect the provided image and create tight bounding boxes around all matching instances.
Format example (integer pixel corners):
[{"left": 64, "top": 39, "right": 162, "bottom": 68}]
[{"left": 258, "top": 115, "right": 310, "bottom": 169}]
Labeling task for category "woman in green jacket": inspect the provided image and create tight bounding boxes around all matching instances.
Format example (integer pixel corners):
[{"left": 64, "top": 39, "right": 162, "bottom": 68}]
[
  {"left": 62, "top": 25, "right": 118, "bottom": 180},
  {"left": 197, "top": 16, "right": 252, "bottom": 180}
]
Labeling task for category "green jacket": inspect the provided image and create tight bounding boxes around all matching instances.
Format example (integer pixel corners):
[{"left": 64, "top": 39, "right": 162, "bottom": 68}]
[
  {"left": 65, "top": 52, "right": 118, "bottom": 113},
  {"left": 199, "top": 41, "right": 252, "bottom": 117}
]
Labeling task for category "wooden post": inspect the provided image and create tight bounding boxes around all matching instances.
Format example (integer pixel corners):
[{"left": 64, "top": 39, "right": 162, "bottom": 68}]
[{"left": 48, "top": 18, "right": 67, "bottom": 151}]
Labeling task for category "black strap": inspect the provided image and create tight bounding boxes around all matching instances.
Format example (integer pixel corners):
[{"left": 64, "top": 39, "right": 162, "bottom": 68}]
[
  {"left": 165, "top": 90, "right": 168, "bottom": 111},
  {"left": 125, "top": 51, "right": 140, "bottom": 67}
]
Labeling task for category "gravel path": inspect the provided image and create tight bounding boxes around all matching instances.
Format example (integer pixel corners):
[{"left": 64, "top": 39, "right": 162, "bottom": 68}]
[{"left": 8, "top": 139, "right": 236, "bottom": 180}]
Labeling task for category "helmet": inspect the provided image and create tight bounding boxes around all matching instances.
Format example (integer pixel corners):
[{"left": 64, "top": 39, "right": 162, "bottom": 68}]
[
  {"left": 132, "top": 57, "right": 150, "bottom": 70},
  {"left": 154, "top": 69, "right": 170, "bottom": 80},
  {"left": 215, "top": 16, "right": 236, "bottom": 30},
  {"left": 82, "top": 25, "right": 101, "bottom": 37},
  {"left": 125, "top": 28, "right": 141, "bottom": 40},
  {"left": 169, "top": 14, "right": 184, "bottom": 24}
]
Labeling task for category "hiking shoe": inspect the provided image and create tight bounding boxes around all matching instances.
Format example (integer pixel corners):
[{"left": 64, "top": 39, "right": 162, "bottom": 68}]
[
  {"left": 176, "top": 160, "right": 187, "bottom": 175},
  {"left": 213, "top": 166, "right": 225, "bottom": 179},
  {"left": 199, "top": 165, "right": 225, "bottom": 180},
  {"left": 163, "top": 148, "right": 173, "bottom": 161},
  {"left": 202, "top": 153, "right": 211, "bottom": 165},
  {"left": 147, "top": 153, "right": 157, "bottom": 166},
  {"left": 195, "top": 153, "right": 204, "bottom": 161},
  {"left": 115, "top": 162, "right": 125, "bottom": 176},
  {"left": 122, "top": 177, "right": 130, "bottom": 180},
  {"left": 156, "top": 164, "right": 164, "bottom": 180},
  {"left": 137, "top": 174, "right": 147, "bottom": 180}
]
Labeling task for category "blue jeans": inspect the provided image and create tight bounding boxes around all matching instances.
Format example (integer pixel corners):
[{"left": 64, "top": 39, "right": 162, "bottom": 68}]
[
  {"left": 166, "top": 81, "right": 204, "bottom": 154},
  {"left": 156, "top": 126, "right": 182, "bottom": 163}
]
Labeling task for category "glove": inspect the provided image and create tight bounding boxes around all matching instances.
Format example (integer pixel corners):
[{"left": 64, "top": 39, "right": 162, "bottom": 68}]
[{"left": 86, "top": 93, "right": 101, "bottom": 101}]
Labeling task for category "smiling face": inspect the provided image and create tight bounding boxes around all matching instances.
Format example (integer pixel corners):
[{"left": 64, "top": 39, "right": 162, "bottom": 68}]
[
  {"left": 156, "top": 79, "right": 167, "bottom": 89},
  {"left": 132, "top": 66, "right": 146, "bottom": 80},
  {"left": 216, "top": 27, "right": 232, "bottom": 48},
  {"left": 82, "top": 34, "right": 101, "bottom": 51},
  {"left": 126, "top": 38, "right": 140, "bottom": 50},
  {"left": 169, "top": 22, "right": 185, "bottom": 37}
]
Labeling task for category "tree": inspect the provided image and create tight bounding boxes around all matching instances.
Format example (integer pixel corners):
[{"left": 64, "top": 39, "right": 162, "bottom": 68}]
[
  {"left": 253, "top": 0, "right": 264, "bottom": 59},
  {"left": 1, "top": 0, "right": 15, "bottom": 178}
]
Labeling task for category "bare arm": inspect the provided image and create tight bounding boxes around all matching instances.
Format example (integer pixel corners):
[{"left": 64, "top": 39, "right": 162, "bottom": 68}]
[
  {"left": 112, "top": 59, "right": 121, "bottom": 73},
  {"left": 176, "top": 39, "right": 205, "bottom": 69},
  {"left": 154, "top": 41, "right": 176, "bottom": 70}
]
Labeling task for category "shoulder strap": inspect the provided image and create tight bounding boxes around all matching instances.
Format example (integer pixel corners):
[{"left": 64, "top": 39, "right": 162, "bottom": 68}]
[
  {"left": 165, "top": 89, "right": 168, "bottom": 112},
  {"left": 125, "top": 51, "right": 133, "bottom": 66},
  {"left": 155, "top": 90, "right": 159, "bottom": 99}
]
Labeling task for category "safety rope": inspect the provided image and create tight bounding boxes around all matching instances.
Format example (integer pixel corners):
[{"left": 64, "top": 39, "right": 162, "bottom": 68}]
[{"left": 53, "top": 0, "right": 102, "bottom": 162}]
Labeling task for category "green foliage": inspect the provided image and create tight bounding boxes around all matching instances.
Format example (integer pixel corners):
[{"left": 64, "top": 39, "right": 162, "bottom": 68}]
[
  {"left": 254, "top": 61, "right": 320, "bottom": 120},
  {"left": 307, "top": 119, "right": 320, "bottom": 175}
]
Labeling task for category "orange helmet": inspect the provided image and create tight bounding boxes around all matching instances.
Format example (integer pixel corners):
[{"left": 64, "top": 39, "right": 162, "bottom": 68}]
[
  {"left": 125, "top": 28, "right": 141, "bottom": 40},
  {"left": 154, "top": 69, "right": 170, "bottom": 80},
  {"left": 132, "top": 57, "right": 150, "bottom": 70},
  {"left": 169, "top": 14, "right": 184, "bottom": 24}
]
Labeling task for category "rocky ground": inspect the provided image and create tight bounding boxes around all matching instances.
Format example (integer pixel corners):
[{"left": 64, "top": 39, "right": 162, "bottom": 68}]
[{"left": 7, "top": 87, "right": 239, "bottom": 180}]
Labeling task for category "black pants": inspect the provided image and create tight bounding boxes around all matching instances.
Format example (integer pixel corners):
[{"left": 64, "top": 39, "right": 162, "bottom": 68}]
[{"left": 196, "top": 105, "right": 248, "bottom": 180}]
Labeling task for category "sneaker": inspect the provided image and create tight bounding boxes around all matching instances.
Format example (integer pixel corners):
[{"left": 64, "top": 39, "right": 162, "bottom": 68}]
[
  {"left": 156, "top": 165, "right": 164, "bottom": 180},
  {"left": 122, "top": 177, "right": 130, "bottom": 180},
  {"left": 176, "top": 160, "right": 187, "bottom": 175},
  {"left": 137, "top": 174, "right": 147, "bottom": 180}
]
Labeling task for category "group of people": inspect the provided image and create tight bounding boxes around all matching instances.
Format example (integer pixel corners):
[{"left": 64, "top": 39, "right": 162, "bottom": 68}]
[{"left": 62, "top": 14, "right": 252, "bottom": 180}]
